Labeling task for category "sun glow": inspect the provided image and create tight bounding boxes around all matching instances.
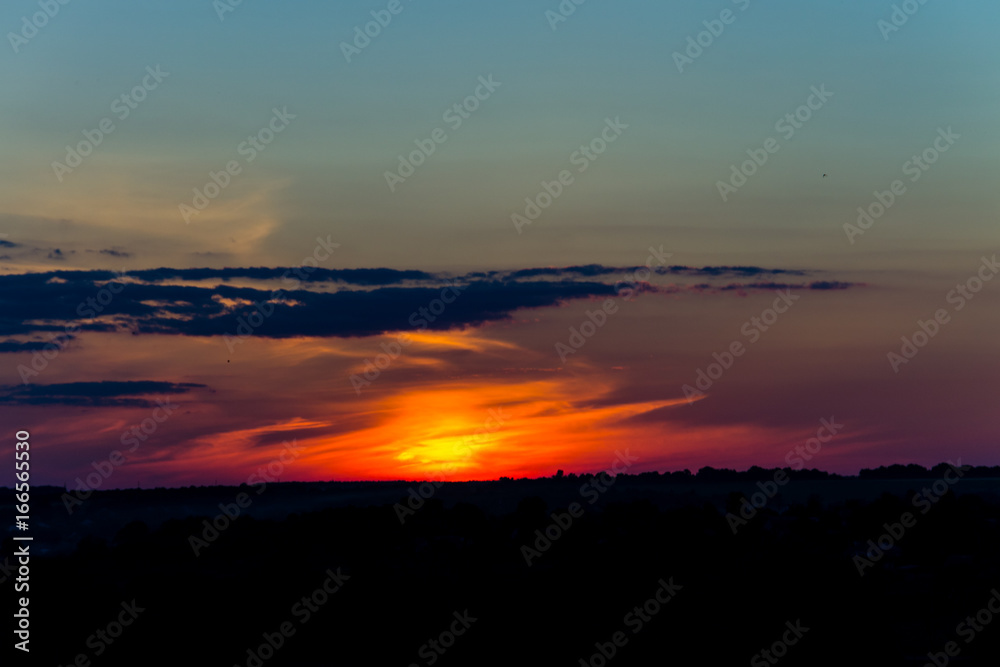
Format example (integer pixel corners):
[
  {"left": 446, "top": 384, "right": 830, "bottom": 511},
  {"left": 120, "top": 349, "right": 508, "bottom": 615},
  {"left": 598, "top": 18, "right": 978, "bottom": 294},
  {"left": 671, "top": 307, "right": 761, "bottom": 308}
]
[{"left": 293, "top": 376, "right": 700, "bottom": 481}]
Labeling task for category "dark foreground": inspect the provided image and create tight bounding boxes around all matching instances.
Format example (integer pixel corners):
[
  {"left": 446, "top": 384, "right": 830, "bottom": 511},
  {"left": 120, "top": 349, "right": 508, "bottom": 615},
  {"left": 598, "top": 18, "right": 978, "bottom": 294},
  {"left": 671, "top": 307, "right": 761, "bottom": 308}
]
[{"left": 5, "top": 464, "right": 1000, "bottom": 666}]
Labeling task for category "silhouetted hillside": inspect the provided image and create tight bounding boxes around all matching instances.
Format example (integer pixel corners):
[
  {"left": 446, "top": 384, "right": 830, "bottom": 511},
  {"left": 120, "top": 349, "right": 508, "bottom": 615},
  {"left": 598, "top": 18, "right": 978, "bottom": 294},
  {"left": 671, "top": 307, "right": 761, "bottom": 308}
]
[{"left": 5, "top": 464, "right": 1000, "bottom": 665}]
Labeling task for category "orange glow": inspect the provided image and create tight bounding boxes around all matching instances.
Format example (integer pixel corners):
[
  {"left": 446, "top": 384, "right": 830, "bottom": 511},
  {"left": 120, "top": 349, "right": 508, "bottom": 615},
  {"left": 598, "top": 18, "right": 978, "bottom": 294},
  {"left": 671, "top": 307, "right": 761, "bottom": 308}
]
[
  {"left": 12, "top": 322, "right": 918, "bottom": 489},
  {"left": 291, "top": 378, "right": 702, "bottom": 481},
  {"left": 125, "top": 417, "right": 331, "bottom": 482}
]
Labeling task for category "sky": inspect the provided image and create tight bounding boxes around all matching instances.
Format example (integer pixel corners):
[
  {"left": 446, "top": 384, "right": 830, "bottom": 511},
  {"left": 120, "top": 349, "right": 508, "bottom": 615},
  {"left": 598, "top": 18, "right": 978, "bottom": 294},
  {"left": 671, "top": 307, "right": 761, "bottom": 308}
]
[{"left": 1, "top": 0, "right": 998, "bottom": 487}]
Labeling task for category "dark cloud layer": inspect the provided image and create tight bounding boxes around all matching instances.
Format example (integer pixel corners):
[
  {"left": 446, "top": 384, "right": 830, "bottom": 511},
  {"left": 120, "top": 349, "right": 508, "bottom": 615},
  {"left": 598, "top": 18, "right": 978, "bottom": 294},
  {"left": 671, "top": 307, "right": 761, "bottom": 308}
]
[
  {"left": 701, "top": 281, "right": 858, "bottom": 292},
  {"left": 0, "top": 380, "right": 206, "bottom": 406},
  {"left": 473, "top": 264, "right": 807, "bottom": 281},
  {"left": 0, "top": 265, "right": 862, "bottom": 349},
  {"left": 0, "top": 337, "right": 76, "bottom": 352}
]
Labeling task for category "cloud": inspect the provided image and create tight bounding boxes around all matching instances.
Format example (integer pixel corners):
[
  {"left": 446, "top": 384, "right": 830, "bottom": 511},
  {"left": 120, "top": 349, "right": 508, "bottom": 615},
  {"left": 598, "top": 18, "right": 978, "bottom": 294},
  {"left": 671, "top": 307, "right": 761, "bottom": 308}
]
[
  {"left": 0, "top": 380, "right": 207, "bottom": 407},
  {"left": 702, "top": 281, "right": 864, "bottom": 292},
  {"left": 0, "top": 265, "right": 863, "bottom": 346},
  {"left": 671, "top": 265, "right": 806, "bottom": 277},
  {"left": 135, "top": 279, "right": 621, "bottom": 338},
  {"left": 0, "top": 337, "right": 77, "bottom": 352},
  {"left": 117, "top": 266, "right": 436, "bottom": 285},
  {"left": 468, "top": 264, "right": 808, "bottom": 281}
]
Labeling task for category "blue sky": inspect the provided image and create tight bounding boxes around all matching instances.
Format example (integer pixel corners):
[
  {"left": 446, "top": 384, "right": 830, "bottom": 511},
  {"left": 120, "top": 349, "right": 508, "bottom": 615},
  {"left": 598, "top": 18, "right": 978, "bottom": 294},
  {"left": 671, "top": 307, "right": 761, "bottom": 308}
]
[{"left": 2, "top": 0, "right": 997, "bottom": 272}]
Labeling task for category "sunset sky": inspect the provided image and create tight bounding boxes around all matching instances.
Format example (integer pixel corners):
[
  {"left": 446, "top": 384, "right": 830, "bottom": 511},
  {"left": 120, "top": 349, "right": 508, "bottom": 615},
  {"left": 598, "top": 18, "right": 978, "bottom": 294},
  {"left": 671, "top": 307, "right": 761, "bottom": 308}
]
[{"left": 2, "top": 0, "right": 998, "bottom": 487}]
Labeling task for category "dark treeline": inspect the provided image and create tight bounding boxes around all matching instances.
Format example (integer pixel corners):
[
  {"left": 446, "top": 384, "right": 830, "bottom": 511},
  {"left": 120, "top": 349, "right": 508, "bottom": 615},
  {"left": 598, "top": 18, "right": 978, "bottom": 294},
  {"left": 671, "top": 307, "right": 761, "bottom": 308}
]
[
  {"left": 13, "top": 460, "right": 1000, "bottom": 498},
  {"left": 5, "top": 465, "right": 1000, "bottom": 666}
]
